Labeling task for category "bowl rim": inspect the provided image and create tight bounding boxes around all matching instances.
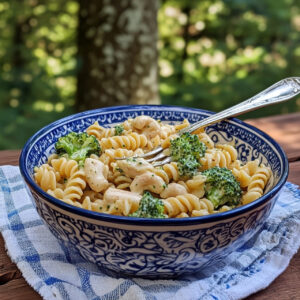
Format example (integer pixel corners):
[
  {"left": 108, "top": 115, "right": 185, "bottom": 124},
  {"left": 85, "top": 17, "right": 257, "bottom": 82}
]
[{"left": 19, "top": 105, "right": 289, "bottom": 226}]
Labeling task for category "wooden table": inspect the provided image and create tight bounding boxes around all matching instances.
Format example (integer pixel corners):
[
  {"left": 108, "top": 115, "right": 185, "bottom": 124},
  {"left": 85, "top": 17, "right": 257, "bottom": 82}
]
[{"left": 0, "top": 113, "right": 299, "bottom": 300}]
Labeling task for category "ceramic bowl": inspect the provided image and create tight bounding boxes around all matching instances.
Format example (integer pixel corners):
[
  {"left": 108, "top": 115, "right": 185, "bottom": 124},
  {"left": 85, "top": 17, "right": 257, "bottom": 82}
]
[{"left": 19, "top": 105, "right": 288, "bottom": 279}]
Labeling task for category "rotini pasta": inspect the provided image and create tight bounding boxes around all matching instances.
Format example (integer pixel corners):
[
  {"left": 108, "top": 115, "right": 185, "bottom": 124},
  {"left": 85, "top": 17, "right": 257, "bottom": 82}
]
[
  {"left": 200, "top": 144, "right": 237, "bottom": 170},
  {"left": 242, "top": 165, "right": 272, "bottom": 205},
  {"left": 34, "top": 164, "right": 60, "bottom": 191},
  {"left": 179, "top": 174, "right": 206, "bottom": 198},
  {"left": 86, "top": 121, "right": 116, "bottom": 140},
  {"left": 197, "top": 132, "right": 214, "bottom": 149},
  {"left": 34, "top": 115, "right": 272, "bottom": 218},
  {"left": 163, "top": 194, "right": 213, "bottom": 218},
  {"left": 100, "top": 132, "right": 148, "bottom": 151},
  {"left": 47, "top": 187, "right": 64, "bottom": 200},
  {"left": 52, "top": 157, "right": 78, "bottom": 178},
  {"left": 63, "top": 169, "right": 86, "bottom": 202}
]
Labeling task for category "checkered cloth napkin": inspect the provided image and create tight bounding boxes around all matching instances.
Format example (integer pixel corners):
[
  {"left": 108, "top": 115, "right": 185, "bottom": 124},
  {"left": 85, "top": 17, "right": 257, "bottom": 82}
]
[{"left": 1, "top": 166, "right": 300, "bottom": 300}]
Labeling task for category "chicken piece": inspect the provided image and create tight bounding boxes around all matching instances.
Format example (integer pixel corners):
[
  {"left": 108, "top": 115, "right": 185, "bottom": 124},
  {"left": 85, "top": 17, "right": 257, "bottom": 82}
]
[
  {"left": 116, "top": 158, "right": 153, "bottom": 178},
  {"left": 160, "top": 183, "right": 188, "bottom": 198},
  {"left": 103, "top": 187, "right": 141, "bottom": 205},
  {"left": 84, "top": 158, "right": 109, "bottom": 192},
  {"left": 130, "top": 171, "right": 165, "bottom": 195},
  {"left": 132, "top": 116, "right": 161, "bottom": 139}
]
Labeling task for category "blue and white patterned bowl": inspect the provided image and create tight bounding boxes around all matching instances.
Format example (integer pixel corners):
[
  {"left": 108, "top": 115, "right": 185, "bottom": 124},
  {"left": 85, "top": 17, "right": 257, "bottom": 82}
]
[{"left": 19, "top": 105, "right": 288, "bottom": 279}]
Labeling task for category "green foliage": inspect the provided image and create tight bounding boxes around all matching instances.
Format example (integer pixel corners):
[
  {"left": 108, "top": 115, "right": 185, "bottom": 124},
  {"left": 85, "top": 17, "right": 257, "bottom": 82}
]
[
  {"left": 130, "top": 191, "right": 166, "bottom": 218},
  {"left": 0, "top": 0, "right": 78, "bottom": 149},
  {"left": 202, "top": 167, "right": 242, "bottom": 208},
  {"left": 158, "top": 0, "right": 300, "bottom": 117},
  {"left": 170, "top": 132, "right": 206, "bottom": 179},
  {"left": 0, "top": 0, "right": 299, "bottom": 149},
  {"left": 55, "top": 132, "right": 101, "bottom": 166}
]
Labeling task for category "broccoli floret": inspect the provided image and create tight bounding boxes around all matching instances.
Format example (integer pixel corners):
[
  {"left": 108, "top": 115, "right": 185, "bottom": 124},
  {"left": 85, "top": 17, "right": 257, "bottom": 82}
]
[
  {"left": 55, "top": 132, "right": 101, "bottom": 166},
  {"left": 114, "top": 124, "right": 124, "bottom": 136},
  {"left": 130, "top": 191, "right": 166, "bottom": 218},
  {"left": 202, "top": 167, "right": 242, "bottom": 209},
  {"left": 170, "top": 132, "right": 206, "bottom": 179}
]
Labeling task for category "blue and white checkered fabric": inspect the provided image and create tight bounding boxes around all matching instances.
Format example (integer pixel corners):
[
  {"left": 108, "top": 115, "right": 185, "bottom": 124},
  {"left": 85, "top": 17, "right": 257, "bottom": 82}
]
[{"left": 1, "top": 166, "right": 300, "bottom": 300}]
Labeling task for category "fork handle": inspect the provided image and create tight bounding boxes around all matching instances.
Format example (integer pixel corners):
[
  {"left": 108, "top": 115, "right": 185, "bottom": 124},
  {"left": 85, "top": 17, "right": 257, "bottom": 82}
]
[{"left": 179, "top": 77, "right": 300, "bottom": 134}]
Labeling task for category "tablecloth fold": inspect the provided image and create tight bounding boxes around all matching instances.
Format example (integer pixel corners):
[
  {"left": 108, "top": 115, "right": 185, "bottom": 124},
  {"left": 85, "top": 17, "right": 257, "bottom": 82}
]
[{"left": 0, "top": 166, "right": 300, "bottom": 300}]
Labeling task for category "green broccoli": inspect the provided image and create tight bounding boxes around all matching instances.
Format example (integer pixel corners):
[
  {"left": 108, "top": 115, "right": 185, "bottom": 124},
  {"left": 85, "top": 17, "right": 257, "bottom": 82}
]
[
  {"left": 55, "top": 132, "right": 101, "bottom": 166},
  {"left": 114, "top": 124, "right": 124, "bottom": 136},
  {"left": 202, "top": 167, "right": 242, "bottom": 209},
  {"left": 130, "top": 191, "right": 167, "bottom": 218},
  {"left": 170, "top": 132, "right": 206, "bottom": 179}
]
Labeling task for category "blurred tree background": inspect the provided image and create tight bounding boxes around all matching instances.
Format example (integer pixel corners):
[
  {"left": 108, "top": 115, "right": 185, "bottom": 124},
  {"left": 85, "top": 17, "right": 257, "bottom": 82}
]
[{"left": 0, "top": 0, "right": 299, "bottom": 149}]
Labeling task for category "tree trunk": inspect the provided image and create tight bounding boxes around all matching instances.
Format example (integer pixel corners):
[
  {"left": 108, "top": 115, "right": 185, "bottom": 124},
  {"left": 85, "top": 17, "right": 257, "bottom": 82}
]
[
  {"left": 76, "top": 0, "right": 160, "bottom": 111},
  {"left": 10, "top": 5, "right": 32, "bottom": 111}
]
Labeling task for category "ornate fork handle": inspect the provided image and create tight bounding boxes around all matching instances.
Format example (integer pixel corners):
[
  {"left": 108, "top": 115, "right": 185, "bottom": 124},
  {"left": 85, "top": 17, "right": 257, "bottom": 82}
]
[{"left": 180, "top": 77, "right": 300, "bottom": 134}]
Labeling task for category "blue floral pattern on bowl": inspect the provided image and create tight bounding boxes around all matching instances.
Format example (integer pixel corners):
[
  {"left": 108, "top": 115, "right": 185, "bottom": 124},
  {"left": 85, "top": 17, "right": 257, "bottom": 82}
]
[{"left": 20, "top": 105, "right": 288, "bottom": 278}]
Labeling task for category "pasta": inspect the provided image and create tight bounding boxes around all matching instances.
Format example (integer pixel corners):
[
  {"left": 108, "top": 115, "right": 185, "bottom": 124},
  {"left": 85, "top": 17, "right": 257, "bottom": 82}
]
[
  {"left": 163, "top": 194, "right": 214, "bottom": 217},
  {"left": 63, "top": 168, "right": 86, "bottom": 201},
  {"left": 34, "top": 164, "right": 60, "bottom": 191},
  {"left": 200, "top": 144, "right": 237, "bottom": 170},
  {"left": 87, "top": 121, "right": 117, "bottom": 140},
  {"left": 100, "top": 132, "right": 148, "bottom": 151},
  {"left": 242, "top": 165, "right": 272, "bottom": 205},
  {"left": 51, "top": 157, "right": 78, "bottom": 178},
  {"left": 34, "top": 115, "right": 272, "bottom": 218},
  {"left": 178, "top": 174, "right": 206, "bottom": 198}
]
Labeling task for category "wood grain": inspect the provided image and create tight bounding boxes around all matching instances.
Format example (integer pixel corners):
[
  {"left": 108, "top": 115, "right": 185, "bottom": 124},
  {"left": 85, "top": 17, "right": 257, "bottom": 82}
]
[
  {"left": 288, "top": 161, "right": 300, "bottom": 185},
  {"left": 0, "top": 150, "right": 21, "bottom": 166},
  {"left": 0, "top": 113, "right": 299, "bottom": 300},
  {"left": 246, "top": 113, "right": 300, "bottom": 162},
  {"left": 0, "top": 277, "right": 41, "bottom": 300}
]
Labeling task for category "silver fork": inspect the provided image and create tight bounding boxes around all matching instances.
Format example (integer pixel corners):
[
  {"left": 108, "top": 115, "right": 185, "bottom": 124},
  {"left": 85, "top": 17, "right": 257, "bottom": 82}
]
[{"left": 116, "top": 77, "right": 300, "bottom": 166}]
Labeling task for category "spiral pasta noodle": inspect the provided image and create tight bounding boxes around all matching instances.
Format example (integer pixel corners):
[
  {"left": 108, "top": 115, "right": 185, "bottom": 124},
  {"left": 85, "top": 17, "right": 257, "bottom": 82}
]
[
  {"left": 34, "top": 164, "right": 60, "bottom": 191},
  {"left": 200, "top": 144, "right": 237, "bottom": 170},
  {"left": 162, "top": 162, "right": 180, "bottom": 182},
  {"left": 99, "top": 148, "right": 144, "bottom": 167},
  {"left": 242, "top": 165, "right": 272, "bottom": 205},
  {"left": 174, "top": 119, "right": 190, "bottom": 132},
  {"left": 175, "top": 198, "right": 215, "bottom": 218},
  {"left": 163, "top": 194, "right": 210, "bottom": 218},
  {"left": 63, "top": 168, "right": 86, "bottom": 202},
  {"left": 103, "top": 198, "right": 140, "bottom": 216},
  {"left": 86, "top": 121, "right": 116, "bottom": 140},
  {"left": 47, "top": 187, "right": 64, "bottom": 200},
  {"left": 100, "top": 132, "right": 148, "bottom": 151},
  {"left": 231, "top": 159, "right": 260, "bottom": 188},
  {"left": 197, "top": 132, "right": 214, "bottom": 149},
  {"left": 51, "top": 157, "right": 79, "bottom": 179},
  {"left": 179, "top": 174, "right": 206, "bottom": 198}
]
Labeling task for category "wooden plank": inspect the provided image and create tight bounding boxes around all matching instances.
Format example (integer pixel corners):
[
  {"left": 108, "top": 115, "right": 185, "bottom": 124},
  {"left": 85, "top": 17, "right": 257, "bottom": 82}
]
[
  {"left": 0, "top": 150, "right": 21, "bottom": 166},
  {"left": 0, "top": 277, "right": 41, "bottom": 300},
  {"left": 288, "top": 161, "right": 300, "bottom": 186},
  {"left": 246, "top": 112, "right": 300, "bottom": 162},
  {"left": 0, "top": 236, "right": 22, "bottom": 284},
  {"left": 0, "top": 234, "right": 41, "bottom": 299},
  {"left": 0, "top": 151, "right": 41, "bottom": 299}
]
